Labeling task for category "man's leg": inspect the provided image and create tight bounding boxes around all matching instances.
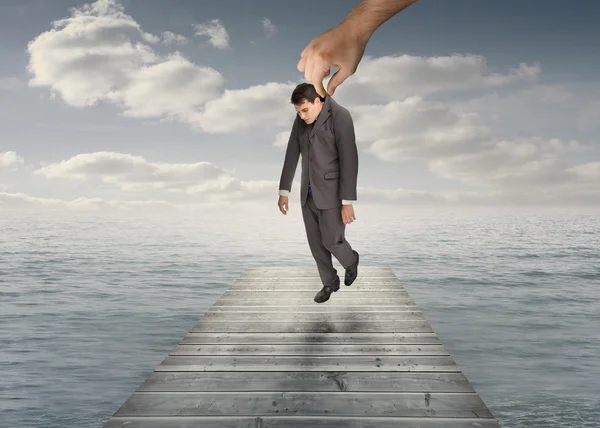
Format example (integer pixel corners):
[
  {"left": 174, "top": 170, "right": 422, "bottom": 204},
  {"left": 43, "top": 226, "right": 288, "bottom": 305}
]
[
  {"left": 301, "top": 195, "right": 339, "bottom": 288},
  {"left": 319, "top": 205, "right": 358, "bottom": 269}
]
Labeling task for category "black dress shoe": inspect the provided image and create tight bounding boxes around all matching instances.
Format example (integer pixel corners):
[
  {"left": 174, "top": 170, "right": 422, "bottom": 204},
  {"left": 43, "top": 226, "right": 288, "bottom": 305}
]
[
  {"left": 314, "top": 282, "right": 340, "bottom": 303},
  {"left": 344, "top": 250, "right": 359, "bottom": 286}
]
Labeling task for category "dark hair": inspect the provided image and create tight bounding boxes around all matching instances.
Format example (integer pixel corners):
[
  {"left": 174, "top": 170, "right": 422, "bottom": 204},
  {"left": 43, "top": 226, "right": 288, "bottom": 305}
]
[{"left": 291, "top": 82, "right": 323, "bottom": 105}]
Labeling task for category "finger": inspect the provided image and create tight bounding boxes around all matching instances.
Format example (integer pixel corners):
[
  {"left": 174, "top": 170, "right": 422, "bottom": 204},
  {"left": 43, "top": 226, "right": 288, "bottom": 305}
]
[
  {"left": 327, "top": 67, "right": 353, "bottom": 96},
  {"left": 312, "top": 59, "right": 330, "bottom": 97},
  {"left": 313, "top": 79, "right": 326, "bottom": 98},
  {"left": 304, "top": 55, "right": 315, "bottom": 82},
  {"left": 297, "top": 53, "right": 307, "bottom": 72}
]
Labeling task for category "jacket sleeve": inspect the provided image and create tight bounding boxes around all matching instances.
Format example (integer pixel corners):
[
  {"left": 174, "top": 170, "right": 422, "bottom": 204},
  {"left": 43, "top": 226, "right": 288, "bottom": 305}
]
[
  {"left": 334, "top": 108, "right": 358, "bottom": 202},
  {"left": 278, "top": 115, "right": 301, "bottom": 195}
]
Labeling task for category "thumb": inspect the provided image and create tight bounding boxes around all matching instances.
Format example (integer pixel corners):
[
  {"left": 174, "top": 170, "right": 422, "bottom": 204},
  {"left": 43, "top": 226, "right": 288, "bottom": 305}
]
[
  {"left": 327, "top": 67, "right": 352, "bottom": 95},
  {"left": 314, "top": 80, "right": 326, "bottom": 98}
]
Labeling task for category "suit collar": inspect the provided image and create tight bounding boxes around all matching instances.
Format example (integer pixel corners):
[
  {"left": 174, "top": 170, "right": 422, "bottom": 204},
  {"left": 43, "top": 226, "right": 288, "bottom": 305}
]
[{"left": 309, "top": 95, "right": 331, "bottom": 140}]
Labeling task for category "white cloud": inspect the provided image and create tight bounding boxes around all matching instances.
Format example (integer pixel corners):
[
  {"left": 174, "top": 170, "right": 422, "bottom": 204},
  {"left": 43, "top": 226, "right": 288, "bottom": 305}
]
[
  {"left": 577, "top": 101, "right": 600, "bottom": 132},
  {"left": 193, "top": 18, "right": 230, "bottom": 49},
  {"left": 517, "top": 84, "right": 574, "bottom": 104},
  {"left": 568, "top": 162, "right": 600, "bottom": 181},
  {"left": 331, "top": 53, "right": 540, "bottom": 105},
  {"left": 451, "top": 83, "right": 578, "bottom": 138},
  {"left": 34, "top": 151, "right": 232, "bottom": 192},
  {"left": 26, "top": 0, "right": 224, "bottom": 120},
  {"left": 352, "top": 97, "right": 490, "bottom": 161},
  {"left": 0, "top": 151, "right": 25, "bottom": 169},
  {"left": 333, "top": 94, "right": 597, "bottom": 202},
  {"left": 29, "top": 151, "right": 299, "bottom": 205},
  {"left": 261, "top": 18, "right": 277, "bottom": 38},
  {"left": 188, "top": 82, "right": 297, "bottom": 133},
  {"left": 116, "top": 52, "right": 222, "bottom": 119},
  {"left": 161, "top": 31, "right": 188, "bottom": 45},
  {"left": 347, "top": 96, "right": 595, "bottom": 195},
  {"left": 273, "top": 130, "right": 291, "bottom": 148},
  {"left": 0, "top": 191, "right": 182, "bottom": 212},
  {"left": 428, "top": 137, "right": 589, "bottom": 187}
]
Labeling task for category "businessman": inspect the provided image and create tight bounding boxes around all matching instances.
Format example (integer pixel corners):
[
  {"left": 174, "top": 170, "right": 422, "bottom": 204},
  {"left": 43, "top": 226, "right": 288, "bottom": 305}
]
[{"left": 278, "top": 82, "right": 359, "bottom": 303}]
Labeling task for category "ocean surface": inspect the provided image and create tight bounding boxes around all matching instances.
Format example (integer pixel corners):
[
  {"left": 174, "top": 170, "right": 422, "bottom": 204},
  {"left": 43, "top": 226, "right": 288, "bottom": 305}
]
[{"left": 1, "top": 205, "right": 599, "bottom": 427}]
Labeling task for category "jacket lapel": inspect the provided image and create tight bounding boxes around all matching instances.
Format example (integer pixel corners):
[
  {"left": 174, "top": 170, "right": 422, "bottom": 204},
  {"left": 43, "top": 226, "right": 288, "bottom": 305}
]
[{"left": 309, "top": 96, "right": 331, "bottom": 142}]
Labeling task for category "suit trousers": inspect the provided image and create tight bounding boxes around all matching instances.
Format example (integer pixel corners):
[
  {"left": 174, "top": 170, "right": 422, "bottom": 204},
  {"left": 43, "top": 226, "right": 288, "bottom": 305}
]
[{"left": 302, "top": 193, "right": 357, "bottom": 288}]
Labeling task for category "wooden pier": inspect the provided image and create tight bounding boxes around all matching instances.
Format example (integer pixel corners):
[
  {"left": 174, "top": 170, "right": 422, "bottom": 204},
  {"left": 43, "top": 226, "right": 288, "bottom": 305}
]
[{"left": 102, "top": 266, "right": 501, "bottom": 427}]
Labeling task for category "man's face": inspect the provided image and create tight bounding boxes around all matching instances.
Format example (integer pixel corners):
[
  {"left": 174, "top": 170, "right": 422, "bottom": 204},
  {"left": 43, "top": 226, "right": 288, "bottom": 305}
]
[{"left": 294, "top": 97, "right": 322, "bottom": 124}]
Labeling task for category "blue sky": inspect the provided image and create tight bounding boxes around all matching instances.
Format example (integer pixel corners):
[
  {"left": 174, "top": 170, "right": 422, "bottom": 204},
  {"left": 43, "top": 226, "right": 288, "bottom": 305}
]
[{"left": 1, "top": 0, "right": 599, "bottom": 212}]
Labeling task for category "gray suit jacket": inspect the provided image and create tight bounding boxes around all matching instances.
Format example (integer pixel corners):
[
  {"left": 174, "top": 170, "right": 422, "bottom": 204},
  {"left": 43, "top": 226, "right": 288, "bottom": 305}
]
[{"left": 279, "top": 95, "right": 358, "bottom": 210}]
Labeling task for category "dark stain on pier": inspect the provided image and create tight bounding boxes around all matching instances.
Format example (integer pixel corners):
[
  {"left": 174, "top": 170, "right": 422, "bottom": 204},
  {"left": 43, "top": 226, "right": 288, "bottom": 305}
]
[{"left": 327, "top": 372, "right": 348, "bottom": 391}]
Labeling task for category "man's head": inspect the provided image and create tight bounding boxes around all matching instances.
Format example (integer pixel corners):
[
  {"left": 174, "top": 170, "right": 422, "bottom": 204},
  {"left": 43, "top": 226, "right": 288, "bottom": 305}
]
[{"left": 291, "top": 83, "right": 324, "bottom": 124}]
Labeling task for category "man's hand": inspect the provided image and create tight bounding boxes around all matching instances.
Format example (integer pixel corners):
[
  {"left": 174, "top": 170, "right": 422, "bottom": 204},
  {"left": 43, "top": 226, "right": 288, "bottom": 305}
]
[
  {"left": 297, "top": 0, "right": 419, "bottom": 97},
  {"left": 341, "top": 204, "right": 356, "bottom": 225},
  {"left": 278, "top": 195, "right": 289, "bottom": 215},
  {"left": 297, "top": 21, "right": 367, "bottom": 98}
]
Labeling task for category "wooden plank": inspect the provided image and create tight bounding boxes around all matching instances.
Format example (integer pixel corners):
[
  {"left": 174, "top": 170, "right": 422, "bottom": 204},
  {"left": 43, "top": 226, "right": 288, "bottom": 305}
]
[
  {"left": 242, "top": 266, "right": 396, "bottom": 275},
  {"left": 231, "top": 277, "right": 400, "bottom": 282},
  {"left": 229, "top": 279, "right": 403, "bottom": 285},
  {"left": 222, "top": 286, "right": 410, "bottom": 299},
  {"left": 103, "top": 416, "right": 501, "bottom": 428},
  {"left": 169, "top": 344, "right": 449, "bottom": 356},
  {"left": 229, "top": 281, "right": 404, "bottom": 285},
  {"left": 111, "top": 391, "right": 492, "bottom": 418},
  {"left": 207, "top": 305, "right": 421, "bottom": 312},
  {"left": 221, "top": 290, "right": 409, "bottom": 298},
  {"left": 231, "top": 277, "right": 403, "bottom": 283},
  {"left": 244, "top": 266, "right": 394, "bottom": 270},
  {"left": 237, "top": 274, "right": 399, "bottom": 280},
  {"left": 155, "top": 355, "right": 460, "bottom": 372},
  {"left": 233, "top": 276, "right": 402, "bottom": 281},
  {"left": 227, "top": 282, "right": 408, "bottom": 293},
  {"left": 190, "top": 321, "right": 434, "bottom": 333},
  {"left": 211, "top": 297, "right": 417, "bottom": 306},
  {"left": 227, "top": 286, "right": 405, "bottom": 291},
  {"left": 179, "top": 332, "right": 442, "bottom": 345},
  {"left": 201, "top": 311, "right": 427, "bottom": 322},
  {"left": 136, "top": 371, "right": 474, "bottom": 392}
]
